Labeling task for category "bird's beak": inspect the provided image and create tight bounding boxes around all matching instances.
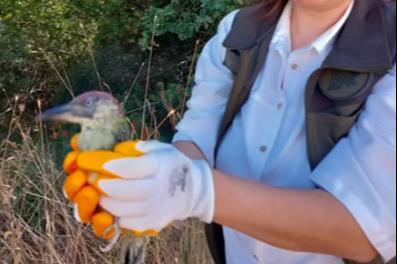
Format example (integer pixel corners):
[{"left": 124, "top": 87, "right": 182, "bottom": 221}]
[
  {"left": 37, "top": 104, "right": 73, "bottom": 121},
  {"left": 36, "top": 103, "right": 89, "bottom": 124}
]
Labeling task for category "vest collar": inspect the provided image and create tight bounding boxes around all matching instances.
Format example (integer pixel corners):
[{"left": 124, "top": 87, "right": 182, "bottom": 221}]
[
  {"left": 325, "top": 0, "right": 395, "bottom": 72},
  {"left": 223, "top": 5, "right": 282, "bottom": 50}
]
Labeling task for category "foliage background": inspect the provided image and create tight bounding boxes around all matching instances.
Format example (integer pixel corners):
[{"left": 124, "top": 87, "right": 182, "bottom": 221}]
[
  {"left": 0, "top": 0, "right": 249, "bottom": 141},
  {"left": 0, "top": 0, "right": 257, "bottom": 263}
]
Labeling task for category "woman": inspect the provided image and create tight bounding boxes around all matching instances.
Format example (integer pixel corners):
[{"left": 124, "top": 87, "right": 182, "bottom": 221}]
[{"left": 67, "top": 0, "right": 396, "bottom": 263}]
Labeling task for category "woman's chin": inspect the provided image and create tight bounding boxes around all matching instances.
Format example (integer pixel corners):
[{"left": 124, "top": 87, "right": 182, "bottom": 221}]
[{"left": 292, "top": 0, "right": 352, "bottom": 11}]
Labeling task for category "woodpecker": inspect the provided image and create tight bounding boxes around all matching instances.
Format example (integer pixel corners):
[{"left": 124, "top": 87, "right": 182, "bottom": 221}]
[{"left": 38, "top": 91, "right": 147, "bottom": 264}]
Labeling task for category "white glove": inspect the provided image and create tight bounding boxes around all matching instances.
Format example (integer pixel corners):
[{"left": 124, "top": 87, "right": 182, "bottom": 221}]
[{"left": 89, "top": 140, "right": 215, "bottom": 233}]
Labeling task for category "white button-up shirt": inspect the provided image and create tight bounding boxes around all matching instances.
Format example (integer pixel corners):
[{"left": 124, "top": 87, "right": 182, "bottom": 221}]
[{"left": 173, "top": 2, "right": 397, "bottom": 264}]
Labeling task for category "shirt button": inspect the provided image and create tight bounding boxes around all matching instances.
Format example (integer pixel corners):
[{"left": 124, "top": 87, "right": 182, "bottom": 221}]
[
  {"left": 260, "top": 146, "right": 268, "bottom": 153},
  {"left": 291, "top": 63, "right": 299, "bottom": 70},
  {"left": 277, "top": 103, "right": 284, "bottom": 110}
]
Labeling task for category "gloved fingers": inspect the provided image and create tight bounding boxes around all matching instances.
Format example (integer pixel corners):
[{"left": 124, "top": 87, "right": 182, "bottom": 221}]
[
  {"left": 92, "top": 211, "right": 159, "bottom": 239},
  {"left": 92, "top": 211, "right": 115, "bottom": 239},
  {"left": 64, "top": 151, "right": 80, "bottom": 174},
  {"left": 63, "top": 135, "right": 80, "bottom": 175},
  {"left": 86, "top": 173, "right": 121, "bottom": 196},
  {"left": 97, "top": 178, "right": 155, "bottom": 200},
  {"left": 64, "top": 140, "right": 143, "bottom": 177},
  {"left": 70, "top": 134, "right": 80, "bottom": 151},
  {"left": 127, "top": 229, "right": 160, "bottom": 237},
  {"left": 76, "top": 151, "right": 132, "bottom": 178},
  {"left": 118, "top": 215, "right": 164, "bottom": 235},
  {"left": 65, "top": 141, "right": 151, "bottom": 180},
  {"left": 134, "top": 140, "right": 173, "bottom": 154},
  {"left": 102, "top": 155, "right": 160, "bottom": 180},
  {"left": 73, "top": 186, "right": 100, "bottom": 223},
  {"left": 113, "top": 141, "right": 145, "bottom": 156},
  {"left": 64, "top": 170, "right": 117, "bottom": 202},
  {"left": 64, "top": 170, "right": 88, "bottom": 201},
  {"left": 99, "top": 196, "right": 154, "bottom": 218}
]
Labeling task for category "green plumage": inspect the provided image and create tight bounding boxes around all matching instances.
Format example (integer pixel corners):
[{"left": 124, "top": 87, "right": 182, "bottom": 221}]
[
  {"left": 78, "top": 116, "right": 131, "bottom": 151},
  {"left": 38, "top": 91, "right": 147, "bottom": 264}
]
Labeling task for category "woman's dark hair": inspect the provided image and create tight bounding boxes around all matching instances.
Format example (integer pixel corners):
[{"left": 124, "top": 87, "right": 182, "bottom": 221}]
[
  {"left": 260, "top": 0, "right": 396, "bottom": 17},
  {"left": 260, "top": 0, "right": 289, "bottom": 17}
]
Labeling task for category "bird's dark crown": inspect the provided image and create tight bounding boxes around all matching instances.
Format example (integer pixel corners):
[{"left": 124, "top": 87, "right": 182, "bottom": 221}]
[{"left": 72, "top": 91, "right": 125, "bottom": 116}]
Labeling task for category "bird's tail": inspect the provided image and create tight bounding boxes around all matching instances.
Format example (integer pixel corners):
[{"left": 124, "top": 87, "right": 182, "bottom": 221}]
[{"left": 120, "top": 235, "right": 147, "bottom": 264}]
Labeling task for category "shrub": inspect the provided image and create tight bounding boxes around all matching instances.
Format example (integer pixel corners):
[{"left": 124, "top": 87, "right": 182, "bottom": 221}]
[
  {"left": 139, "top": 0, "right": 243, "bottom": 49},
  {"left": 0, "top": 1, "right": 255, "bottom": 263},
  {"left": 0, "top": 0, "right": 246, "bottom": 141}
]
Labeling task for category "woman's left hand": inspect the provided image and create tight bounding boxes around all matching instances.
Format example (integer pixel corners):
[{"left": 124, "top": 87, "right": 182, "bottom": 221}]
[{"left": 65, "top": 140, "right": 215, "bottom": 235}]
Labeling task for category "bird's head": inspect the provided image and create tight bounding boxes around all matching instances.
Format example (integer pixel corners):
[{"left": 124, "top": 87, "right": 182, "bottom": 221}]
[{"left": 37, "top": 91, "right": 124, "bottom": 126}]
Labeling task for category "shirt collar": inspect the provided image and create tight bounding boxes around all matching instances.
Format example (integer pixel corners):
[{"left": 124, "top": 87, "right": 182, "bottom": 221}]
[
  {"left": 271, "top": 2, "right": 293, "bottom": 53},
  {"left": 271, "top": 1, "right": 354, "bottom": 58}
]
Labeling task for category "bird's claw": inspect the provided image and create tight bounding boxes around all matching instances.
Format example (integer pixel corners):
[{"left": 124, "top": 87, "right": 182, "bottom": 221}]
[{"left": 100, "top": 223, "right": 121, "bottom": 252}]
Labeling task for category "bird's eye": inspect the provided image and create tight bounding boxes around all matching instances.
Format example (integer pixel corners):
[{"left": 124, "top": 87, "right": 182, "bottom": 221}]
[{"left": 85, "top": 99, "right": 94, "bottom": 107}]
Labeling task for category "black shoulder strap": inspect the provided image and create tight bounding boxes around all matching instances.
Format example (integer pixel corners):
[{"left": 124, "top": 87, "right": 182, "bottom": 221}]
[
  {"left": 208, "top": 9, "right": 279, "bottom": 264},
  {"left": 215, "top": 48, "right": 258, "bottom": 156},
  {"left": 215, "top": 25, "right": 277, "bottom": 159}
]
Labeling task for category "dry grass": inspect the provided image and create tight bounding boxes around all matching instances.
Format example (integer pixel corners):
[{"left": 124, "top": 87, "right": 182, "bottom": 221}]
[{"left": 0, "top": 128, "right": 214, "bottom": 264}]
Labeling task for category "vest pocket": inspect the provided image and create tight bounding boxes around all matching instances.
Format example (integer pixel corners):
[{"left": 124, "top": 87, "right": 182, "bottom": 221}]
[
  {"left": 307, "top": 76, "right": 371, "bottom": 168},
  {"left": 319, "top": 70, "right": 374, "bottom": 101}
]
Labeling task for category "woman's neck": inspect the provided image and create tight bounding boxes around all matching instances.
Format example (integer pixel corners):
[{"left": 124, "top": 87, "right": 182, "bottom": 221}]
[{"left": 290, "top": 0, "right": 353, "bottom": 51}]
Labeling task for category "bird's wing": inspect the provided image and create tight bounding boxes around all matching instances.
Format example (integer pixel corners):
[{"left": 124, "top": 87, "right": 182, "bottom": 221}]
[{"left": 116, "top": 117, "right": 133, "bottom": 143}]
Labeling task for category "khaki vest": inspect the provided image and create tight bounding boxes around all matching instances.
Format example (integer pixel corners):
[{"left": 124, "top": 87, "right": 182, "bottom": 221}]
[{"left": 206, "top": 0, "right": 396, "bottom": 264}]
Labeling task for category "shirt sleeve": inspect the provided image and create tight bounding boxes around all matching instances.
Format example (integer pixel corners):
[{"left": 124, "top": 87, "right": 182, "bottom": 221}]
[
  {"left": 173, "top": 11, "right": 238, "bottom": 167},
  {"left": 310, "top": 65, "right": 397, "bottom": 261}
]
